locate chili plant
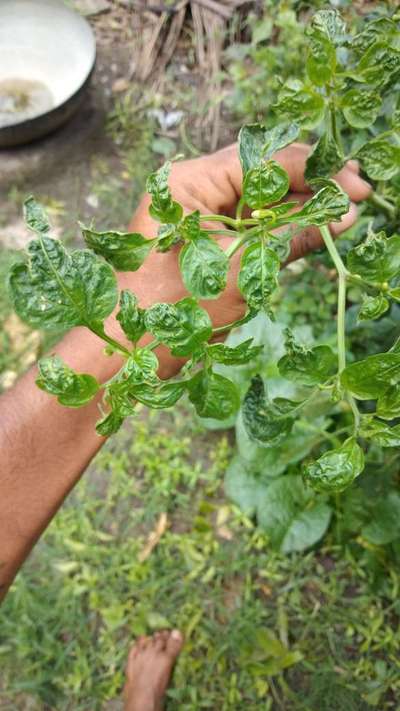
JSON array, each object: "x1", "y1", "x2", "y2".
[{"x1": 7, "y1": 10, "x2": 400, "y2": 515}]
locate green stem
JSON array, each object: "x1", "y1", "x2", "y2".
[
  {"x1": 90, "y1": 325, "x2": 131, "y2": 357},
  {"x1": 203, "y1": 229, "x2": 240, "y2": 237},
  {"x1": 368, "y1": 192, "x2": 396, "y2": 219},
  {"x1": 236, "y1": 197, "x2": 246, "y2": 223},
  {"x1": 200, "y1": 214, "x2": 238, "y2": 228},
  {"x1": 224, "y1": 227, "x2": 260, "y2": 259},
  {"x1": 319, "y1": 225, "x2": 347, "y2": 277}
]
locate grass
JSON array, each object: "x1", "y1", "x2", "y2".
[{"x1": 1, "y1": 406, "x2": 399, "y2": 710}]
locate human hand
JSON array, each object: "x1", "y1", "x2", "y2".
[{"x1": 107, "y1": 143, "x2": 371, "y2": 376}]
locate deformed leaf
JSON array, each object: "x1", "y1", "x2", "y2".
[
  {"x1": 276, "y1": 82, "x2": 325, "y2": 129},
  {"x1": 242, "y1": 375, "x2": 294, "y2": 446},
  {"x1": 24, "y1": 197, "x2": 51, "y2": 234},
  {"x1": 207, "y1": 338, "x2": 263, "y2": 365},
  {"x1": 310, "y1": 9, "x2": 346, "y2": 45},
  {"x1": 122, "y1": 348, "x2": 160, "y2": 386},
  {"x1": 256, "y1": 475, "x2": 332, "y2": 553},
  {"x1": 347, "y1": 232, "x2": 400, "y2": 282},
  {"x1": 116, "y1": 289, "x2": 146, "y2": 344},
  {"x1": 36, "y1": 355, "x2": 99, "y2": 407},
  {"x1": 278, "y1": 332, "x2": 336, "y2": 386},
  {"x1": 238, "y1": 241, "x2": 280, "y2": 311},
  {"x1": 304, "y1": 438, "x2": 364, "y2": 493},
  {"x1": 341, "y1": 89, "x2": 381, "y2": 129},
  {"x1": 353, "y1": 18, "x2": 398, "y2": 55},
  {"x1": 8, "y1": 237, "x2": 118, "y2": 330},
  {"x1": 243, "y1": 161, "x2": 289, "y2": 209},
  {"x1": 360, "y1": 417, "x2": 400, "y2": 447},
  {"x1": 144, "y1": 297, "x2": 212, "y2": 357},
  {"x1": 129, "y1": 380, "x2": 186, "y2": 409},
  {"x1": 285, "y1": 180, "x2": 349, "y2": 227},
  {"x1": 305, "y1": 132, "x2": 344, "y2": 182},
  {"x1": 146, "y1": 162, "x2": 183, "y2": 224},
  {"x1": 179, "y1": 232, "x2": 228, "y2": 299},
  {"x1": 238, "y1": 123, "x2": 299, "y2": 174},
  {"x1": 81, "y1": 226, "x2": 155, "y2": 271},
  {"x1": 377, "y1": 384, "x2": 400, "y2": 420},
  {"x1": 356, "y1": 137, "x2": 400, "y2": 181},
  {"x1": 341, "y1": 353, "x2": 400, "y2": 400},
  {"x1": 187, "y1": 369, "x2": 240, "y2": 420},
  {"x1": 358, "y1": 294, "x2": 389, "y2": 322},
  {"x1": 353, "y1": 41, "x2": 400, "y2": 85},
  {"x1": 306, "y1": 29, "x2": 336, "y2": 87}
]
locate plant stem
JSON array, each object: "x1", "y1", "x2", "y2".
[
  {"x1": 90, "y1": 326, "x2": 131, "y2": 357},
  {"x1": 203, "y1": 229, "x2": 240, "y2": 237},
  {"x1": 224, "y1": 228, "x2": 260, "y2": 259},
  {"x1": 200, "y1": 214, "x2": 238, "y2": 228},
  {"x1": 368, "y1": 192, "x2": 396, "y2": 219},
  {"x1": 319, "y1": 225, "x2": 360, "y2": 433}
]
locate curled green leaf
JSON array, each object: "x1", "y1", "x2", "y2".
[
  {"x1": 116, "y1": 290, "x2": 146, "y2": 345},
  {"x1": 243, "y1": 160, "x2": 289, "y2": 209},
  {"x1": 242, "y1": 375, "x2": 294, "y2": 446},
  {"x1": 278, "y1": 332, "x2": 336, "y2": 386},
  {"x1": 347, "y1": 232, "x2": 400, "y2": 282},
  {"x1": 81, "y1": 226, "x2": 155, "y2": 271},
  {"x1": 187, "y1": 369, "x2": 240, "y2": 420},
  {"x1": 276, "y1": 82, "x2": 325, "y2": 129},
  {"x1": 341, "y1": 89, "x2": 382, "y2": 129},
  {"x1": 146, "y1": 162, "x2": 183, "y2": 224},
  {"x1": 24, "y1": 197, "x2": 51, "y2": 234},
  {"x1": 238, "y1": 240, "x2": 280, "y2": 311},
  {"x1": 179, "y1": 232, "x2": 228, "y2": 299},
  {"x1": 358, "y1": 294, "x2": 389, "y2": 322},
  {"x1": 304, "y1": 438, "x2": 364, "y2": 493},
  {"x1": 356, "y1": 136, "x2": 400, "y2": 181},
  {"x1": 305, "y1": 133, "x2": 344, "y2": 182},
  {"x1": 207, "y1": 339, "x2": 263, "y2": 365},
  {"x1": 36, "y1": 355, "x2": 99, "y2": 407},
  {"x1": 144, "y1": 297, "x2": 212, "y2": 357},
  {"x1": 341, "y1": 353, "x2": 400, "y2": 400}
]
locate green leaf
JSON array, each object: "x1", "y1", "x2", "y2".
[
  {"x1": 310, "y1": 9, "x2": 346, "y2": 45},
  {"x1": 36, "y1": 355, "x2": 99, "y2": 407},
  {"x1": 353, "y1": 41, "x2": 400, "y2": 85},
  {"x1": 8, "y1": 237, "x2": 118, "y2": 330},
  {"x1": 341, "y1": 89, "x2": 382, "y2": 129},
  {"x1": 146, "y1": 162, "x2": 183, "y2": 224},
  {"x1": 243, "y1": 161, "x2": 289, "y2": 209},
  {"x1": 356, "y1": 137, "x2": 400, "y2": 181},
  {"x1": 81, "y1": 226, "x2": 155, "y2": 271},
  {"x1": 224, "y1": 456, "x2": 272, "y2": 516},
  {"x1": 187, "y1": 369, "x2": 240, "y2": 420},
  {"x1": 207, "y1": 338, "x2": 263, "y2": 365},
  {"x1": 304, "y1": 438, "x2": 364, "y2": 493},
  {"x1": 362, "y1": 493, "x2": 400, "y2": 545},
  {"x1": 156, "y1": 223, "x2": 182, "y2": 253},
  {"x1": 242, "y1": 375, "x2": 294, "y2": 446},
  {"x1": 179, "y1": 232, "x2": 228, "y2": 299},
  {"x1": 306, "y1": 29, "x2": 336, "y2": 87},
  {"x1": 276, "y1": 82, "x2": 325, "y2": 130},
  {"x1": 257, "y1": 475, "x2": 332, "y2": 553},
  {"x1": 129, "y1": 381, "x2": 186, "y2": 409},
  {"x1": 305, "y1": 133, "x2": 344, "y2": 182},
  {"x1": 360, "y1": 417, "x2": 400, "y2": 447},
  {"x1": 238, "y1": 241, "x2": 280, "y2": 310},
  {"x1": 122, "y1": 348, "x2": 160, "y2": 386},
  {"x1": 144, "y1": 297, "x2": 212, "y2": 357},
  {"x1": 278, "y1": 331, "x2": 336, "y2": 386},
  {"x1": 358, "y1": 294, "x2": 389, "y2": 322},
  {"x1": 353, "y1": 18, "x2": 398, "y2": 55},
  {"x1": 285, "y1": 180, "x2": 349, "y2": 227},
  {"x1": 116, "y1": 290, "x2": 146, "y2": 344},
  {"x1": 341, "y1": 353, "x2": 400, "y2": 400},
  {"x1": 377, "y1": 384, "x2": 400, "y2": 420},
  {"x1": 96, "y1": 409, "x2": 125, "y2": 437},
  {"x1": 238, "y1": 123, "x2": 299, "y2": 174},
  {"x1": 347, "y1": 232, "x2": 400, "y2": 282},
  {"x1": 24, "y1": 197, "x2": 51, "y2": 234}
]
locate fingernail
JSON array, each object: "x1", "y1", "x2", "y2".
[
  {"x1": 347, "y1": 159, "x2": 359, "y2": 173},
  {"x1": 171, "y1": 629, "x2": 182, "y2": 640}
]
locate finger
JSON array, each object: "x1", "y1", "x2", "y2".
[{"x1": 288, "y1": 202, "x2": 358, "y2": 262}]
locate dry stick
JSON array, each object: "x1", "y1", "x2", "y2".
[
  {"x1": 191, "y1": 0, "x2": 206, "y2": 67},
  {"x1": 191, "y1": 0, "x2": 233, "y2": 20},
  {"x1": 156, "y1": 1, "x2": 188, "y2": 76}
]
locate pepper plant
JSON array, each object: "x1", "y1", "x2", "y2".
[{"x1": 7, "y1": 10, "x2": 400, "y2": 511}]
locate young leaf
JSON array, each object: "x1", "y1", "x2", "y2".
[
  {"x1": 376, "y1": 384, "x2": 400, "y2": 420},
  {"x1": 310, "y1": 9, "x2": 346, "y2": 45},
  {"x1": 285, "y1": 180, "x2": 349, "y2": 227},
  {"x1": 238, "y1": 241, "x2": 280, "y2": 310},
  {"x1": 305, "y1": 133, "x2": 344, "y2": 182},
  {"x1": 353, "y1": 42, "x2": 400, "y2": 86},
  {"x1": 278, "y1": 332, "x2": 336, "y2": 386},
  {"x1": 306, "y1": 29, "x2": 336, "y2": 87},
  {"x1": 146, "y1": 162, "x2": 183, "y2": 224},
  {"x1": 24, "y1": 197, "x2": 51, "y2": 234},
  {"x1": 96, "y1": 409, "x2": 125, "y2": 437},
  {"x1": 8, "y1": 237, "x2": 118, "y2": 330},
  {"x1": 304, "y1": 438, "x2": 364, "y2": 493},
  {"x1": 238, "y1": 123, "x2": 299, "y2": 174},
  {"x1": 116, "y1": 290, "x2": 146, "y2": 344},
  {"x1": 36, "y1": 355, "x2": 99, "y2": 407},
  {"x1": 276, "y1": 82, "x2": 325, "y2": 129},
  {"x1": 242, "y1": 375, "x2": 294, "y2": 446},
  {"x1": 128, "y1": 381, "x2": 186, "y2": 409},
  {"x1": 207, "y1": 338, "x2": 263, "y2": 365},
  {"x1": 353, "y1": 18, "x2": 398, "y2": 54},
  {"x1": 81, "y1": 226, "x2": 155, "y2": 271},
  {"x1": 144, "y1": 297, "x2": 212, "y2": 357},
  {"x1": 179, "y1": 232, "x2": 228, "y2": 299},
  {"x1": 356, "y1": 136, "x2": 400, "y2": 181},
  {"x1": 187, "y1": 369, "x2": 240, "y2": 420},
  {"x1": 243, "y1": 161, "x2": 289, "y2": 209},
  {"x1": 347, "y1": 232, "x2": 400, "y2": 282},
  {"x1": 341, "y1": 89, "x2": 382, "y2": 129},
  {"x1": 341, "y1": 353, "x2": 400, "y2": 400},
  {"x1": 359, "y1": 417, "x2": 400, "y2": 447},
  {"x1": 256, "y1": 475, "x2": 332, "y2": 553},
  {"x1": 358, "y1": 294, "x2": 389, "y2": 322},
  {"x1": 156, "y1": 223, "x2": 182, "y2": 253},
  {"x1": 123, "y1": 348, "x2": 160, "y2": 386}
]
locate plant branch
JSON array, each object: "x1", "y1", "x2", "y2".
[{"x1": 368, "y1": 192, "x2": 396, "y2": 219}]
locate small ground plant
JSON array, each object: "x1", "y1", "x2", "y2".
[{"x1": 8, "y1": 9, "x2": 400, "y2": 550}]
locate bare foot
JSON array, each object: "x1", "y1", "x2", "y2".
[{"x1": 123, "y1": 630, "x2": 184, "y2": 711}]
